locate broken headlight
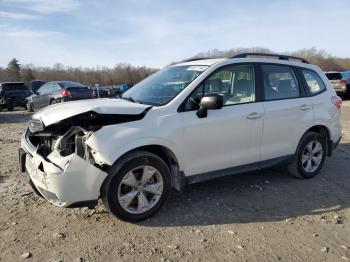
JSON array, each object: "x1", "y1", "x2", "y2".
[{"x1": 28, "y1": 119, "x2": 44, "y2": 133}]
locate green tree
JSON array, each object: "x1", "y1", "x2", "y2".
[{"x1": 6, "y1": 58, "x2": 21, "y2": 81}]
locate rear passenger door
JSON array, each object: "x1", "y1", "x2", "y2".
[{"x1": 260, "y1": 64, "x2": 314, "y2": 162}]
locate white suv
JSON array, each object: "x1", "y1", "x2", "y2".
[{"x1": 19, "y1": 53, "x2": 342, "y2": 222}]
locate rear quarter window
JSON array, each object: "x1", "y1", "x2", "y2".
[{"x1": 302, "y1": 70, "x2": 326, "y2": 95}]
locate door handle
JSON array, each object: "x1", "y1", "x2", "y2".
[
  {"x1": 300, "y1": 104, "x2": 311, "y2": 111},
  {"x1": 247, "y1": 112, "x2": 261, "y2": 120}
]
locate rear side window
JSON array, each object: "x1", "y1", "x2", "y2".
[
  {"x1": 262, "y1": 65, "x2": 300, "y2": 101},
  {"x1": 302, "y1": 70, "x2": 326, "y2": 95},
  {"x1": 60, "y1": 82, "x2": 85, "y2": 89},
  {"x1": 325, "y1": 73, "x2": 342, "y2": 80},
  {"x1": 37, "y1": 83, "x2": 53, "y2": 95}
]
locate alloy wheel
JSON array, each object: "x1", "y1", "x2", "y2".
[
  {"x1": 117, "y1": 165, "x2": 164, "y2": 214},
  {"x1": 301, "y1": 140, "x2": 323, "y2": 173}
]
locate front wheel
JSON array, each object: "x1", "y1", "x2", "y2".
[
  {"x1": 102, "y1": 151, "x2": 171, "y2": 222},
  {"x1": 288, "y1": 131, "x2": 326, "y2": 179}
]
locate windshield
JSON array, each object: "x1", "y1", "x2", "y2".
[{"x1": 122, "y1": 65, "x2": 208, "y2": 105}]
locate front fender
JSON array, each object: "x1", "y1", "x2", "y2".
[{"x1": 85, "y1": 134, "x2": 185, "y2": 172}]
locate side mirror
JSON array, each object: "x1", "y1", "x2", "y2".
[{"x1": 196, "y1": 94, "x2": 223, "y2": 118}]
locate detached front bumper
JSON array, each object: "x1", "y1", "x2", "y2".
[{"x1": 19, "y1": 128, "x2": 108, "y2": 207}]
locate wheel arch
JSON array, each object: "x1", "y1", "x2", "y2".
[
  {"x1": 303, "y1": 125, "x2": 332, "y2": 156},
  {"x1": 130, "y1": 145, "x2": 185, "y2": 191},
  {"x1": 102, "y1": 144, "x2": 186, "y2": 195}
]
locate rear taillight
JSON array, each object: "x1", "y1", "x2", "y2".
[
  {"x1": 61, "y1": 89, "x2": 71, "y2": 97},
  {"x1": 332, "y1": 96, "x2": 342, "y2": 109},
  {"x1": 340, "y1": 79, "x2": 348, "y2": 85}
]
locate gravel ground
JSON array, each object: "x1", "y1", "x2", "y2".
[{"x1": 0, "y1": 102, "x2": 350, "y2": 262}]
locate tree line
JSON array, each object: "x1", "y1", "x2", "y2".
[
  {"x1": 0, "y1": 59, "x2": 158, "y2": 87},
  {"x1": 1, "y1": 47, "x2": 349, "y2": 87}
]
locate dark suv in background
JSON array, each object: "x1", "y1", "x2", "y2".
[
  {"x1": 0, "y1": 82, "x2": 31, "y2": 111},
  {"x1": 26, "y1": 81, "x2": 93, "y2": 112}
]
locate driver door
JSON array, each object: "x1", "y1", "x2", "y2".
[{"x1": 180, "y1": 64, "x2": 264, "y2": 177}]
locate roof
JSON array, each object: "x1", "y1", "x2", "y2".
[{"x1": 173, "y1": 53, "x2": 312, "y2": 67}]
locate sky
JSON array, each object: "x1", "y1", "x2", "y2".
[{"x1": 0, "y1": 0, "x2": 349, "y2": 68}]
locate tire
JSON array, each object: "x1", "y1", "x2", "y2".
[
  {"x1": 7, "y1": 107, "x2": 14, "y2": 111},
  {"x1": 27, "y1": 102, "x2": 34, "y2": 112},
  {"x1": 0, "y1": 106, "x2": 3, "y2": 112},
  {"x1": 50, "y1": 100, "x2": 57, "y2": 105},
  {"x1": 287, "y1": 131, "x2": 326, "y2": 179},
  {"x1": 102, "y1": 150, "x2": 171, "y2": 222}
]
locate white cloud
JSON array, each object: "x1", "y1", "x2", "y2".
[
  {"x1": 0, "y1": 11, "x2": 39, "y2": 20},
  {"x1": 3, "y1": 0, "x2": 80, "y2": 14},
  {"x1": 1, "y1": 25, "x2": 64, "y2": 39}
]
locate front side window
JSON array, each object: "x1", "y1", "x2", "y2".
[
  {"x1": 302, "y1": 70, "x2": 326, "y2": 95},
  {"x1": 122, "y1": 65, "x2": 208, "y2": 106},
  {"x1": 262, "y1": 65, "x2": 300, "y2": 101},
  {"x1": 184, "y1": 65, "x2": 255, "y2": 111}
]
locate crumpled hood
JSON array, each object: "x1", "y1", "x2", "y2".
[{"x1": 33, "y1": 98, "x2": 151, "y2": 126}]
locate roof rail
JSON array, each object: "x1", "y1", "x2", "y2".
[
  {"x1": 230, "y1": 53, "x2": 310, "y2": 64},
  {"x1": 183, "y1": 57, "x2": 212, "y2": 63}
]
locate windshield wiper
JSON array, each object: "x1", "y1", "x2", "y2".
[{"x1": 122, "y1": 96, "x2": 143, "y2": 104}]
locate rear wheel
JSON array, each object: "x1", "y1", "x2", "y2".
[
  {"x1": 7, "y1": 107, "x2": 14, "y2": 111},
  {"x1": 50, "y1": 100, "x2": 57, "y2": 105},
  {"x1": 288, "y1": 131, "x2": 326, "y2": 179},
  {"x1": 102, "y1": 151, "x2": 171, "y2": 222}
]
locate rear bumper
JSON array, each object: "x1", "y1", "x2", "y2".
[{"x1": 19, "y1": 128, "x2": 107, "y2": 207}]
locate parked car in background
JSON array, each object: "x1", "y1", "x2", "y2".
[
  {"x1": 91, "y1": 84, "x2": 130, "y2": 98},
  {"x1": 325, "y1": 71, "x2": 347, "y2": 97},
  {"x1": 0, "y1": 82, "x2": 31, "y2": 111},
  {"x1": 26, "y1": 81, "x2": 93, "y2": 112},
  {"x1": 110, "y1": 83, "x2": 130, "y2": 97},
  {"x1": 341, "y1": 71, "x2": 350, "y2": 98},
  {"x1": 29, "y1": 80, "x2": 46, "y2": 93},
  {"x1": 91, "y1": 86, "x2": 109, "y2": 98}
]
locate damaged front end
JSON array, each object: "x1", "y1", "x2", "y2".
[
  {"x1": 19, "y1": 100, "x2": 152, "y2": 207},
  {"x1": 21, "y1": 120, "x2": 109, "y2": 207},
  {"x1": 20, "y1": 110, "x2": 151, "y2": 207}
]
